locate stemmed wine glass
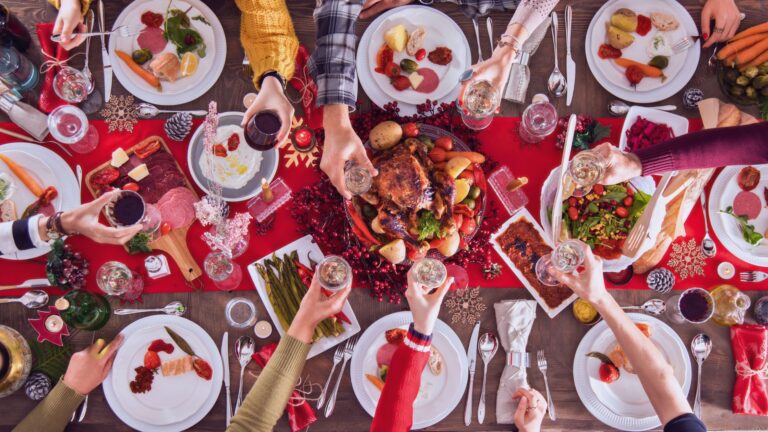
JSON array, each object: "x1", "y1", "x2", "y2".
[
  {"x1": 459, "y1": 80, "x2": 500, "y2": 131},
  {"x1": 535, "y1": 239, "x2": 587, "y2": 286},
  {"x1": 104, "y1": 190, "x2": 159, "y2": 234},
  {"x1": 47, "y1": 105, "x2": 99, "y2": 154},
  {"x1": 317, "y1": 255, "x2": 353, "y2": 292},
  {"x1": 52, "y1": 66, "x2": 90, "y2": 103},
  {"x1": 565, "y1": 150, "x2": 607, "y2": 198}
]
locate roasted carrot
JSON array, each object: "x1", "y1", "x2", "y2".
[
  {"x1": 717, "y1": 34, "x2": 766, "y2": 59},
  {"x1": 740, "y1": 49, "x2": 768, "y2": 71},
  {"x1": 115, "y1": 50, "x2": 161, "y2": 90},
  {"x1": 735, "y1": 38, "x2": 768, "y2": 66},
  {"x1": 614, "y1": 58, "x2": 664, "y2": 78},
  {"x1": 0, "y1": 154, "x2": 43, "y2": 196},
  {"x1": 729, "y1": 22, "x2": 768, "y2": 42},
  {"x1": 444, "y1": 151, "x2": 486, "y2": 164},
  {"x1": 365, "y1": 374, "x2": 385, "y2": 391}
]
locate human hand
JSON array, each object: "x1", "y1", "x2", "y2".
[
  {"x1": 53, "y1": 0, "x2": 86, "y2": 50},
  {"x1": 59, "y1": 190, "x2": 143, "y2": 245},
  {"x1": 288, "y1": 273, "x2": 352, "y2": 343},
  {"x1": 513, "y1": 387, "x2": 547, "y2": 432},
  {"x1": 320, "y1": 105, "x2": 377, "y2": 199},
  {"x1": 405, "y1": 272, "x2": 453, "y2": 335},
  {"x1": 458, "y1": 48, "x2": 516, "y2": 111},
  {"x1": 701, "y1": 0, "x2": 741, "y2": 48},
  {"x1": 63, "y1": 335, "x2": 124, "y2": 395},
  {"x1": 241, "y1": 75, "x2": 294, "y2": 147},
  {"x1": 592, "y1": 142, "x2": 643, "y2": 185},
  {"x1": 552, "y1": 245, "x2": 610, "y2": 305},
  {"x1": 360, "y1": 0, "x2": 413, "y2": 20}
]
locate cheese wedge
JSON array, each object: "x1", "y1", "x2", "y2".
[
  {"x1": 408, "y1": 72, "x2": 424, "y2": 90},
  {"x1": 128, "y1": 164, "x2": 149, "y2": 181},
  {"x1": 111, "y1": 148, "x2": 129, "y2": 168}
]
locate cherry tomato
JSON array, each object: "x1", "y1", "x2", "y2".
[
  {"x1": 626, "y1": 187, "x2": 635, "y2": 196},
  {"x1": 593, "y1": 184, "x2": 605, "y2": 195},
  {"x1": 459, "y1": 217, "x2": 477, "y2": 235},
  {"x1": 623, "y1": 196, "x2": 634, "y2": 207},
  {"x1": 143, "y1": 351, "x2": 161, "y2": 370},
  {"x1": 384, "y1": 62, "x2": 401, "y2": 78},
  {"x1": 414, "y1": 48, "x2": 426, "y2": 61},
  {"x1": 568, "y1": 206, "x2": 579, "y2": 221},
  {"x1": 123, "y1": 182, "x2": 140, "y2": 192},
  {"x1": 615, "y1": 207, "x2": 629, "y2": 218},
  {"x1": 160, "y1": 222, "x2": 172, "y2": 235},
  {"x1": 402, "y1": 122, "x2": 419, "y2": 138},
  {"x1": 599, "y1": 362, "x2": 619, "y2": 384},
  {"x1": 568, "y1": 197, "x2": 578, "y2": 207},
  {"x1": 434, "y1": 136, "x2": 454, "y2": 151},
  {"x1": 391, "y1": 75, "x2": 410, "y2": 91},
  {"x1": 625, "y1": 65, "x2": 645, "y2": 86}
]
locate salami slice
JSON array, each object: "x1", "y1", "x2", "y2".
[
  {"x1": 157, "y1": 187, "x2": 197, "y2": 229},
  {"x1": 137, "y1": 27, "x2": 167, "y2": 55},
  {"x1": 415, "y1": 68, "x2": 439, "y2": 94},
  {"x1": 733, "y1": 190, "x2": 762, "y2": 220}
]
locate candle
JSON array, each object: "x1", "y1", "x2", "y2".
[
  {"x1": 242, "y1": 93, "x2": 257, "y2": 109},
  {"x1": 254, "y1": 320, "x2": 272, "y2": 339},
  {"x1": 261, "y1": 178, "x2": 274, "y2": 203},
  {"x1": 293, "y1": 126, "x2": 315, "y2": 152},
  {"x1": 45, "y1": 315, "x2": 64, "y2": 333}
]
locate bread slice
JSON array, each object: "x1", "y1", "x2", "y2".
[{"x1": 406, "y1": 27, "x2": 426, "y2": 56}]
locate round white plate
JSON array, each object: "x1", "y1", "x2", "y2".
[
  {"x1": 573, "y1": 313, "x2": 691, "y2": 431},
  {"x1": 350, "y1": 311, "x2": 467, "y2": 429},
  {"x1": 187, "y1": 112, "x2": 278, "y2": 202},
  {"x1": 357, "y1": 5, "x2": 471, "y2": 116},
  {"x1": 103, "y1": 315, "x2": 223, "y2": 432},
  {"x1": 539, "y1": 166, "x2": 657, "y2": 272},
  {"x1": 366, "y1": 7, "x2": 468, "y2": 105},
  {"x1": 585, "y1": 0, "x2": 700, "y2": 103},
  {"x1": 109, "y1": 0, "x2": 226, "y2": 106},
  {"x1": 709, "y1": 164, "x2": 768, "y2": 267},
  {"x1": 0, "y1": 143, "x2": 78, "y2": 261}
]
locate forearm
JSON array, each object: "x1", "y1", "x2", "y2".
[
  {"x1": 227, "y1": 335, "x2": 310, "y2": 432},
  {"x1": 592, "y1": 295, "x2": 691, "y2": 424},
  {"x1": 308, "y1": 0, "x2": 362, "y2": 108},
  {"x1": 636, "y1": 122, "x2": 768, "y2": 176},
  {"x1": 323, "y1": 104, "x2": 353, "y2": 131},
  {"x1": 13, "y1": 381, "x2": 84, "y2": 432},
  {"x1": 235, "y1": 0, "x2": 299, "y2": 90}
]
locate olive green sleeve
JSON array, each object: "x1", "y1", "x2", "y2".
[{"x1": 13, "y1": 380, "x2": 85, "y2": 432}]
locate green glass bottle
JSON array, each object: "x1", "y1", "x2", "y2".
[{"x1": 58, "y1": 290, "x2": 111, "y2": 331}]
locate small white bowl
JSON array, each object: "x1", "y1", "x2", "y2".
[{"x1": 618, "y1": 106, "x2": 689, "y2": 152}]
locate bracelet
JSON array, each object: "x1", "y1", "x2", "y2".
[
  {"x1": 53, "y1": 211, "x2": 70, "y2": 236},
  {"x1": 257, "y1": 70, "x2": 286, "y2": 90},
  {"x1": 497, "y1": 33, "x2": 523, "y2": 51}
]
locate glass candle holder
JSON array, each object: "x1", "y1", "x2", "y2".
[{"x1": 225, "y1": 297, "x2": 258, "y2": 329}]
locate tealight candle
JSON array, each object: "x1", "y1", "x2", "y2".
[
  {"x1": 254, "y1": 320, "x2": 272, "y2": 339},
  {"x1": 242, "y1": 93, "x2": 257, "y2": 109},
  {"x1": 717, "y1": 261, "x2": 735, "y2": 280},
  {"x1": 45, "y1": 315, "x2": 64, "y2": 333},
  {"x1": 261, "y1": 178, "x2": 274, "y2": 203},
  {"x1": 292, "y1": 126, "x2": 316, "y2": 153}
]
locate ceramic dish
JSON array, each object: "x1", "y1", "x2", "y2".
[{"x1": 618, "y1": 106, "x2": 690, "y2": 151}]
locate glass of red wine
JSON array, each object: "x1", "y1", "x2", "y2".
[
  {"x1": 666, "y1": 288, "x2": 714, "y2": 325},
  {"x1": 105, "y1": 190, "x2": 148, "y2": 229},
  {"x1": 244, "y1": 110, "x2": 281, "y2": 151}
]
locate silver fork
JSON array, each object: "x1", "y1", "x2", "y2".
[
  {"x1": 672, "y1": 36, "x2": 700, "y2": 55},
  {"x1": 707, "y1": 44, "x2": 721, "y2": 69},
  {"x1": 317, "y1": 343, "x2": 345, "y2": 409},
  {"x1": 537, "y1": 350, "x2": 556, "y2": 421},
  {"x1": 740, "y1": 271, "x2": 768, "y2": 283},
  {"x1": 51, "y1": 24, "x2": 143, "y2": 42},
  {"x1": 324, "y1": 336, "x2": 358, "y2": 418}
]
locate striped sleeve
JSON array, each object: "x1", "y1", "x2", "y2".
[{"x1": 0, "y1": 215, "x2": 47, "y2": 256}]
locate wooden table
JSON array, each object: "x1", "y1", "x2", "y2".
[{"x1": 0, "y1": 1, "x2": 767, "y2": 431}]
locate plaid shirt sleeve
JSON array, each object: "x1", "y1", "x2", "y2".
[
  {"x1": 441, "y1": 0, "x2": 521, "y2": 18},
  {"x1": 308, "y1": 0, "x2": 363, "y2": 109}
]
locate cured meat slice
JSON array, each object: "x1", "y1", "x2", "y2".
[
  {"x1": 160, "y1": 356, "x2": 193, "y2": 377},
  {"x1": 733, "y1": 191, "x2": 762, "y2": 220},
  {"x1": 137, "y1": 27, "x2": 167, "y2": 55},
  {"x1": 415, "y1": 68, "x2": 439, "y2": 94},
  {"x1": 738, "y1": 166, "x2": 761, "y2": 191},
  {"x1": 157, "y1": 187, "x2": 197, "y2": 229}
]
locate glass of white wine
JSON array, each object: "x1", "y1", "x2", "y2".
[
  {"x1": 535, "y1": 239, "x2": 586, "y2": 286},
  {"x1": 317, "y1": 255, "x2": 353, "y2": 292},
  {"x1": 409, "y1": 258, "x2": 448, "y2": 290},
  {"x1": 566, "y1": 150, "x2": 606, "y2": 198}
]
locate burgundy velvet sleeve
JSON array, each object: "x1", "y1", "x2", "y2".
[
  {"x1": 370, "y1": 343, "x2": 429, "y2": 432},
  {"x1": 635, "y1": 122, "x2": 768, "y2": 176}
]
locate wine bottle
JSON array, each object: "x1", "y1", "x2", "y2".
[{"x1": 0, "y1": 4, "x2": 31, "y2": 52}]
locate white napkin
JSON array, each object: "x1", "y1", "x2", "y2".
[{"x1": 495, "y1": 299, "x2": 537, "y2": 424}]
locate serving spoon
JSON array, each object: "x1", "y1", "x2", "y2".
[
  {"x1": 234, "y1": 336, "x2": 255, "y2": 413},
  {"x1": 607, "y1": 100, "x2": 677, "y2": 116},
  {"x1": 114, "y1": 301, "x2": 186, "y2": 316},
  {"x1": 622, "y1": 299, "x2": 666, "y2": 315},
  {"x1": 547, "y1": 12, "x2": 567, "y2": 98},
  {"x1": 136, "y1": 103, "x2": 207, "y2": 119},
  {"x1": 0, "y1": 290, "x2": 49, "y2": 309}
]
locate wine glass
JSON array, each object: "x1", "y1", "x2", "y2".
[
  {"x1": 317, "y1": 255, "x2": 353, "y2": 292},
  {"x1": 96, "y1": 261, "x2": 139, "y2": 297},
  {"x1": 535, "y1": 239, "x2": 586, "y2": 286},
  {"x1": 459, "y1": 80, "x2": 499, "y2": 131},
  {"x1": 104, "y1": 190, "x2": 149, "y2": 228},
  {"x1": 566, "y1": 150, "x2": 606, "y2": 198},
  {"x1": 344, "y1": 162, "x2": 373, "y2": 196},
  {"x1": 409, "y1": 258, "x2": 448, "y2": 290},
  {"x1": 666, "y1": 288, "x2": 714, "y2": 325},
  {"x1": 47, "y1": 105, "x2": 99, "y2": 154},
  {"x1": 204, "y1": 251, "x2": 243, "y2": 291},
  {"x1": 244, "y1": 110, "x2": 281, "y2": 151},
  {"x1": 52, "y1": 66, "x2": 89, "y2": 103}
]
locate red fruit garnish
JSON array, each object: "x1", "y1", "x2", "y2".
[
  {"x1": 625, "y1": 65, "x2": 645, "y2": 86},
  {"x1": 636, "y1": 15, "x2": 652, "y2": 36},
  {"x1": 599, "y1": 362, "x2": 620, "y2": 383},
  {"x1": 193, "y1": 358, "x2": 213, "y2": 380},
  {"x1": 227, "y1": 133, "x2": 240, "y2": 151},
  {"x1": 148, "y1": 339, "x2": 174, "y2": 354},
  {"x1": 144, "y1": 350, "x2": 161, "y2": 370},
  {"x1": 568, "y1": 206, "x2": 579, "y2": 221},
  {"x1": 213, "y1": 144, "x2": 227, "y2": 157},
  {"x1": 615, "y1": 207, "x2": 629, "y2": 218},
  {"x1": 385, "y1": 328, "x2": 407, "y2": 344},
  {"x1": 391, "y1": 75, "x2": 410, "y2": 91},
  {"x1": 414, "y1": 48, "x2": 426, "y2": 61},
  {"x1": 402, "y1": 122, "x2": 419, "y2": 138},
  {"x1": 593, "y1": 184, "x2": 605, "y2": 195},
  {"x1": 597, "y1": 43, "x2": 622, "y2": 59},
  {"x1": 160, "y1": 222, "x2": 172, "y2": 235},
  {"x1": 123, "y1": 182, "x2": 140, "y2": 192}
]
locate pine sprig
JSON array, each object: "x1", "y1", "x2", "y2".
[{"x1": 28, "y1": 339, "x2": 73, "y2": 381}]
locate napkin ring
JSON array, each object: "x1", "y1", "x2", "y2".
[{"x1": 507, "y1": 351, "x2": 529, "y2": 368}]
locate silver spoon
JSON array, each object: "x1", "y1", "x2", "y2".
[
  {"x1": 691, "y1": 333, "x2": 712, "y2": 419},
  {"x1": 113, "y1": 301, "x2": 186, "y2": 316},
  {"x1": 547, "y1": 12, "x2": 566, "y2": 98},
  {"x1": 82, "y1": 10, "x2": 95, "y2": 94},
  {"x1": 607, "y1": 100, "x2": 678, "y2": 116},
  {"x1": 477, "y1": 332, "x2": 498, "y2": 424},
  {"x1": 622, "y1": 298, "x2": 666, "y2": 315},
  {"x1": 700, "y1": 192, "x2": 716, "y2": 257},
  {"x1": 0, "y1": 290, "x2": 49, "y2": 309},
  {"x1": 234, "y1": 336, "x2": 255, "y2": 413},
  {"x1": 136, "y1": 103, "x2": 208, "y2": 119}
]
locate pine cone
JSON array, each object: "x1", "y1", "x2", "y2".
[
  {"x1": 682, "y1": 88, "x2": 704, "y2": 111},
  {"x1": 646, "y1": 268, "x2": 675, "y2": 294},
  {"x1": 24, "y1": 372, "x2": 53, "y2": 401},
  {"x1": 164, "y1": 112, "x2": 193, "y2": 141}
]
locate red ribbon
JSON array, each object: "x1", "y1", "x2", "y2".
[
  {"x1": 35, "y1": 22, "x2": 71, "y2": 113},
  {"x1": 290, "y1": 45, "x2": 323, "y2": 130},
  {"x1": 730, "y1": 324, "x2": 768, "y2": 416},
  {"x1": 252, "y1": 342, "x2": 317, "y2": 432}
]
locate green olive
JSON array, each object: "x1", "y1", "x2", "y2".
[
  {"x1": 132, "y1": 48, "x2": 153, "y2": 65},
  {"x1": 468, "y1": 186, "x2": 481, "y2": 200},
  {"x1": 648, "y1": 55, "x2": 669, "y2": 70},
  {"x1": 462, "y1": 198, "x2": 476, "y2": 210},
  {"x1": 399, "y1": 59, "x2": 419, "y2": 74}
]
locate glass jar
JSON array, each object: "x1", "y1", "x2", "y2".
[
  {"x1": 710, "y1": 284, "x2": 751, "y2": 326},
  {"x1": 58, "y1": 290, "x2": 111, "y2": 331}
]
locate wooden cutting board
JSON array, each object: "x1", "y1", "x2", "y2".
[{"x1": 84, "y1": 136, "x2": 202, "y2": 282}]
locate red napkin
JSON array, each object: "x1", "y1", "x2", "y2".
[
  {"x1": 35, "y1": 22, "x2": 70, "y2": 113},
  {"x1": 730, "y1": 324, "x2": 768, "y2": 416},
  {"x1": 290, "y1": 45, "x2": 323, "y2": 130},
  {"x1": 251, "y1": 343, "x2": 317, "y2": 432}
]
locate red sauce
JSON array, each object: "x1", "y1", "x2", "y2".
[
  {"x1": 141, "y1": 11, "x2": 164, "y2": 28},
  {"x1": 415, "y1": 68, "x2": 439, "y2": 94}
]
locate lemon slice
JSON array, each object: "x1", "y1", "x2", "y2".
[{"x1": 180, "y1": 52, "x2": 199, "y2": 77}]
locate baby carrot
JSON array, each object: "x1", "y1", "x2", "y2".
[
  {"x1": 0, "y1": 153, "x2": 43, "y2": 196},
  {"x1": 115, "y1": 50, "x2": 161, "y2": 90},
  {"x1": 729, "y1": 22, "x2": 768, "y2": 42},
  {"x1": 365, "y1": 374, "x2": 385, "y2": 391},
  {"x1": 735, "y1": 38, "x2": 768, "y2": 66},
  {"x1": 717, "y1": 34, "x2": 765, "y2": 60},
  {"x1": 614, "y1": 58, "x2": 664, "y2": 78}
]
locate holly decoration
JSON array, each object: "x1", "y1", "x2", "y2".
[
  {"x1": 46, "y1": 239, "x2": 89, "y2": 290},
  {"x1": 555, "y1": 115, "x2": 611, "y2": 150},
  {"x1": 24, "y1": 372, "x2": 53, "y2": 401}
]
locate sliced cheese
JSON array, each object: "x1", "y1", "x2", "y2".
[
  {"x1": 408, "y1": 72, "x2": 424, "y2": 90},
  {"x1": 384, "y1": 24, "x2": 407, "y2": 52},
  {"x1": 111, "y1": 148, "x2": 129, "y2": 168},
  {"x1": 127, "y1": 163, "x2": 149, "y2": 181}
]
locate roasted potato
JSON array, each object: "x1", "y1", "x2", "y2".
[
  {"x1": 607, "y1": 25, "x2": 634, "y2": 49},
  {"x1": 379, "y1": 239, "x2": 406, "y2": 264},
  {"x1": 369, "y1": 121, "x2": 403, "y2": 150},
  {"x1": 610, "y1": 8, "x2": 638, "y2": 32},
  {"x1": 437, "y1": 231, "x2": 461, "y2": 257}
]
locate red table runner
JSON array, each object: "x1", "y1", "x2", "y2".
[{"x1": 1, "y1": 116, "x2": 765, "y2": 299}]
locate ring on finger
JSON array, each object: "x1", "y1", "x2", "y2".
[{"x1": 713, "y1": 27, "x2": 725, "y2": 33}]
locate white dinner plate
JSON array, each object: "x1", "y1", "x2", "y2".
[
  {"x1": 366, "y1": 7, "x2": 468, "y2": 105},
  {"x1": 539, "y1": 166, "x2": 657, "y2": 272},
  {"x1": 709, "y1": 164, "x2": 768, "y2": 267},
  {"x1": 109, "y1": 0, "x2": 226, "y2": 106},
  {"x1": 187, "y1": 112, "x2": 278, "y2": 202},
  {"x1": 357, "y1": 5, "x2": 471, "y2": 116},
  {"x1": 573, "y1": 313, "x2": 692, "y2": 431},
  {"x1": 103, "y1": 315, "x2": 223, "y2": 432},
  {"x1": 246, "y1": 234, "x2": 361, "y2": 359},
  {"x1": 618, "y1": 106, "x2": 689, "y2": 151},
  {"x1": 0, "y1": 143, "x2": 79, "y2": 260},
  {"x1": 349, "y1": 311, "x2": 468, "y2": 429},
  {"x1": 585, "y1": 0, "x2": 700, "y2": 103}
]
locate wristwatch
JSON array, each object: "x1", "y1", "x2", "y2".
[{"x1": 45, "y1": 212, "x2": 69, "y2": 241}]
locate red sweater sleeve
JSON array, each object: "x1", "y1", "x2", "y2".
[
  {"x1": 636, "y1": 121, "x2": 768, "y2": 175},
  {"x1": 370, "y1": 325, "x2": 431, "y2": 432}
]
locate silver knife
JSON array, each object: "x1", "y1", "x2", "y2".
[
  {"x1": 0, "y1": 278, "x2": 52, "y2": 291},
  {"x1": 220, "y1": 332, "x2": 232, "y2": 427},
  {"x1": 550, "y1": 114, "x2": 577, "y2": 245},
  {"x1": 565, "y1": 5, "x2": 575, "y2": 106},
  {"x1": 464, "y1": 321, "x2": 481, "y2": 426},
  {"x1": 98, "y1": 0, "x2": 112, "y2": 103}
]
